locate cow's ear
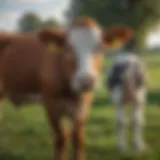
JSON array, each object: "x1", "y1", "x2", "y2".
[
  {"x1": 38, "y1": 27, "x2": 67, "y2": 48},
  {"x1": 102, "y1": 26, "x2": 133, "y2": 48}
]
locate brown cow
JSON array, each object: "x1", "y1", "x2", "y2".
[{"x1": 0, "y1": 17, "x2": 133, "y2": 160}]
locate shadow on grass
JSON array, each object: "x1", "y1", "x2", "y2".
[
  {"x1": 147, "y1": 90, "x2": 160, "y2": 105},
  {"x1": 86, "y1": 146, "x2": 115, "y2": 159},
  {"x1": 93, "y1": 90, "x2": 160, "y2": 107},
  {"x1": 0, "y1": 150, "x2": 25, "y2": 160},
  {"x1": 147, "y1": 61, "x2": 160, "y2": 68},
  {"x1": 87, "y1": 117, "x2": 115, "y2": 138},
  {"x1": 93, "y1": 95, "x2": 111, "y2": 107},
  {"x1": 86, "y1": 145, "x2": 152, "y2": 160}
]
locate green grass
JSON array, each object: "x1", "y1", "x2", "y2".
[{"x1": 0, "y1": 54, "x2": 160, "y2": 160}]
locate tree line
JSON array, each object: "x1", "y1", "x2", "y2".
[
  {"x1": 67, "y1": 0, "x2": 160, "y2": 51},
  {"x1": 16, "y1": 0, "x2": 160, "y2": 51},
  {"x1": 17, "y1": 12, "x2": 60, "y2": 33}
]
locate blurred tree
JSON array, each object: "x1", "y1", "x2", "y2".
[
  {"x1": 68, "y1": 0, "x2": 160, "y2": 51},
  {"x1": 65, "y1": 0, "x2": 83, "y2": 25},
  {"x1": 18, "y1": 12, "x2": 42, "y2": 32},
  {"x1": 42, "y1": 18, "x2": 60, "y2": 28}
]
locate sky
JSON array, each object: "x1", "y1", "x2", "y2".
[
  {"x1": 0, "y1": 0, "x2": 70, "y2": 31},
  {"x1": 0, "y1": 0, "x2": 160, "y2": 47},
  {"x1": 147, "y1": 31, "x2": 160, "y2": 48}
]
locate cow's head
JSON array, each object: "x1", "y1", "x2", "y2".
[
  {"x1": 38, "y1": 18, "x2": 133, "y2": 92},
  {"x1": 67, "y1": 17, "x2": 133, "y2": 92}
]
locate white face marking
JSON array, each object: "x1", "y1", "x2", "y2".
[{"x1": 68, "y1": 27, "x2": 102, "y2": 90}]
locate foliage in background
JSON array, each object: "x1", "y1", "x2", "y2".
[
  {"x1": 42, "y1": 18, "x2": 60, "y2": 28},
  {"x1": 68, "y1": 0, "x2": 160, "y2": 51},
  {"x1": 18, "y1": 12, "x2": 60, "y2": 33},
  {"x1": 18, "y1": 12, "x2": 42, "y2": 33}
]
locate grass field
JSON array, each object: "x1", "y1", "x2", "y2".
[{"x1": 0, "y1": 54, "x2": 160, "y2": 160}]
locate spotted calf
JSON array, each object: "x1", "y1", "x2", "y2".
[{"x1": 107, "y1": 53, "x2": 147, "y2": 152}]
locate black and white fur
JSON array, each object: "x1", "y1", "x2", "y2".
[{"x1": 107, "y1": 52, "x2": 147, "y2": 152}]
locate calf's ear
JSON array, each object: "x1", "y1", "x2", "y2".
[{"x1": 102, "y1": 25, "x2": 134, "y2": 49}]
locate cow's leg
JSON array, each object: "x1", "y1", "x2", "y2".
[
  {"x1": 72, "y1": 120, "x2": 85, "y2": 160},
  {"x1": 52, "y1": 118, "x2": 68, "y2": 160},
  {"x1": 132, "y1": 103, "x2": 145, "y2": 152},
  {"x1": 43, "y1": 97, "x2": 68, "y2": 160},
  {"x1": 71, "y1": 92, "x2": 92, "y2": 160},
  {"x1": 116, "y1": 105, "x2": 127, "y2": 153}
]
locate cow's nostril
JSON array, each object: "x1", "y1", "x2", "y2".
[{"x1": 78, "y1": 76, "x2": 94, "y2": 91}]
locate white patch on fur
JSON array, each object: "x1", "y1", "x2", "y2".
[
  {"x1": 115, "y1": 53, "x2": 139, "y2": 64},
  {"x1": 111, "y1": 86, "x2": 122, "y2": 105},
  {"x1": 68, "y1": 27, "x2": 102, "y2": 90},
  {"x1": 116, "y1": 105, "x2": 127, "y2": 152},
  {"x1": 136, "y1": 87, "x2": 146, "y2": 104}
]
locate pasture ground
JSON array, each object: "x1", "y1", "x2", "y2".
[{"x1": 0, "y1": 54, "x2": 160, "y2": 160}]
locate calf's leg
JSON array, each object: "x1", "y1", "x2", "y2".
[
  {"x1": 132, "y1": 88, "x2": 146, "y2": 152},
  {"x1": 132, "y1": 103, "x2": 145, "y2": 152},
  {"x1": 111, "y1": 87, "x2": 127, "y2": 152},
  {"x1": 116, "y1": 105, "x2": 127, "y2": 153}
]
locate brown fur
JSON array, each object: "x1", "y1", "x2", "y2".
[
  {"x1": 38, "y1": 27, "x2": 67, "y2": 47},
  {"x1": 103, "y1": 25, "x2": 133, "y2": 47},
  {"x1": 71, "y1": 16, "x2": 99, "y2": 28},
  {"x1": 0, "y1": 18, "x2": 133, "y2": 160}
]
